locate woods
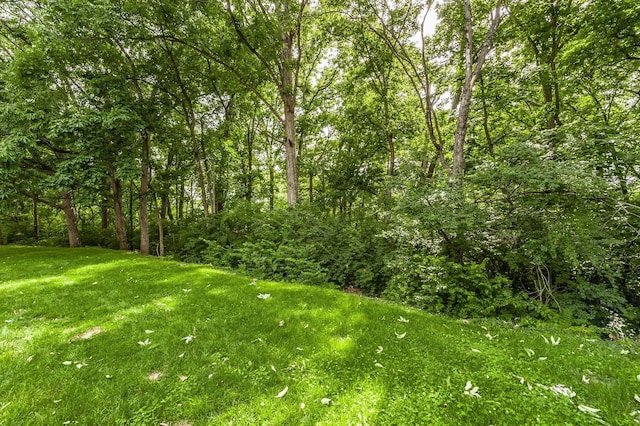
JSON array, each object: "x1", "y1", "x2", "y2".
[{"x1": 1, "y1": 0, "x2": 639, "y2": 327}]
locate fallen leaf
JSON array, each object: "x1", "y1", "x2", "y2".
[
  {"x1": 321, "y1": 398, "x2": 331, "y2": 405},
  {"x1": 181, "y1": 335, "x2": 195, "y2": 344},
  {"x1": 513, "y1": 375, "x2": 526, "y2": 384},
  {"x1": 178, "y1": 353, "x2": 185, "y2": 358},
  {"x1": 582, "y1": 375, "x2": 590, "y2": 384},
  {"x1": 471, "y1": 348, "x2": 481, "y2": 353},
  {"x1": 145, "y1": 330, "x2": 154, "y2": 334},
  {"x1": 550, "y1": 384, "x2": 575, "y2": 398},
  {"x1": 550, "y1": 336, "x2": 560, "y2": 345},
  {"x1": 147, "y1": 371, "x2": 163, "y2": 381},
  {"x1": 257, "y1": 293, "x2": 271, "y2": 300},
  {"x1": 105, "y1": 375, "x2": 112, "y2": 379},
  {"x1": 138, "y1": 339, "x2": 151, "y2": 346},
  {"x1": 275, "y1": 386, "x2": 288, "y2": 398},
  {"x1": 279, "y1": 320, "x2": 285, "y2": 327},
  {"x1": 271, "y1": 365, "x2": 277, "y2": 373},
  {"x1": 398, "y1": 316, "x2": 409, "y2": 323},
  {"x1": 635, "y1": 394, "x2": 640, "y2": 403},
  {"x1": 374, "y1": 362, "x2": 384, "y2": 368},
  {"x1": 395, "y1": 331, "x2": 407, "y2": 339},
  {"x1": 524, "y1": 348, "x2": 535, "y2": 357},
  {"x1": 485, "y1": 333, "x2": 497, "y2": 340},
  {"x1": 538, "y1": 357, "x2": 547, "y2": 361},
  {"x1": 300, "y1": 402, "x2": 305, "y2": 409},
  {"x1": 75, "y1": 363, "x2": 87, "y2": 369},
  {"x1": 178, "y1": 375, "x2": 188, "y2": 382},
  {"x1": 376, "y1": 346, "x2": 383, "y2": 354},
  {"x1": 464, "y1": 382, "x2": 481, "y2": 398},
  {"x1": 578, "y1": 405, "x2": 601, "y2": 414},
  {"x1": 621, "y1": 349, "x2": 630, "y2": 355},
  {"x1": 26, "y1": 355, "x2": 33, "y2": 362},
  {"x1": 62, "y1": 361, "x2": 73, "y2": 365}
]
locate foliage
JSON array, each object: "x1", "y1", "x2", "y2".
[
  {"x1": 173, "y1": 203, "x2": 390, "y2": 294},
  {"x1": 384, "y1": 254, "x2": 516, "y2": 318}
]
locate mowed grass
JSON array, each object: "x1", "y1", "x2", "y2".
[{"x1": 0, "y1": 247, "x2": 639, "y2": 425}]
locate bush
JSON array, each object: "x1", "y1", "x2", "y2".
[
  {"x1": 383, "y1": 254, "x2": 521, "y2": 317},
  {"x1": 172, "y1": 203, "x2": 389, "y2": 294}
]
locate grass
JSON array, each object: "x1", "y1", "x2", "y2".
[{"x1": 0, "y1": 246, "x2": 639, "y2": 425}]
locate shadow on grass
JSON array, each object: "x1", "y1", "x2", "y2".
[{"x1": 1, "y1": 246, "x2": 635, "y2": 425}]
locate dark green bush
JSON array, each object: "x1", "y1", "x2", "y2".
[{"x1": 172, "y1": 203, "x2": 389, "y2": 294}]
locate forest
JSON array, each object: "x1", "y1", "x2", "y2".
[{"x1": 1, "y1": 0, "x2": 639, "y2": 330}]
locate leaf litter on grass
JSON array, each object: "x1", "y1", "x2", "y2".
[
  {"x1": 147, "y1": 371, "x2": 163, "y2": 381},
  {"x1": 3, "y1": 247, "x2": 639, "y2": 425}
]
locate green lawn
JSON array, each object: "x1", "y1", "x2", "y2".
[{"x1": 0, "y1": 246, "x2": 639, "y2": 425}]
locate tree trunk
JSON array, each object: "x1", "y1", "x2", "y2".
[
  {"x1": 282, "y1": 100, "x2": 298, "y2": 208},
  {"x1": 453, "y1": 79, "x2": 474, "y2": 176},
  {"x1": 60, "y1": 191, "x2": 81, "y2": 248},
  {"x1": 383, "y1": 96, "x2": 395, "y2": 197},
  {"x1": 161, "y1": 149, "x2": 174, "y2": 221},
  {"x1": 32, "y1": 197, "x2": 39, "y2": 241},
  {"x1": 453, "y1": 0, "x2": 503, "y2": 177},
  {"x1": 101, "y1": 179, "x2": 110, "y2": 229},
  {"x1": 281, "y1": 27, "x2": 299, "y2": 207},
  {"x1": 246, "y1": 120, "x2": 255, "y2": 202},
  {"x1": 109, "y1": 169, "x2": 129, "y2": 250},
  {"x1": 480, "y1": 76, "x2": 495, "y2": 156},
  {"x1": 140, "y1": 130, "x2": 151, "y2": 255},
  {"x1": 197, "y1": 120, "x2": 215, "y2": 216},
  {"x1": 0, "y1": 224, "x2": 4, "y2": 245},
  {"x1": 269, "y1": 163, "x2": 275, "y2": 210},
  {"x1": 154, "y1": 193, "x2": 165, "y2": 257},
  {"x1": 201, "y1": 131, "x2": 216, "y2": 215},
  {"x1": 549, "y1": 9, "x2": 562, "y2": 129},
  {"x1": 101, "y1": 200, "x2": 110, "y2": 229},
  {"x1": 178, "y1": 181, "x2": 185, "y2": 219},
  {"x1": 187, "y1": 115, "x2": 210, "y2": 217},
  {"x1": 161, "y1": 195, "x2": 171, "y2": 221}
]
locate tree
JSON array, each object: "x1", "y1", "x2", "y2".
[{"x1": 166, "y1": 0, "x2": 317, "y2": 206}]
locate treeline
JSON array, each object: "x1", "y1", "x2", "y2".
[{"x1": 1, "y1": 0, "x2": 639, "y2": 328}]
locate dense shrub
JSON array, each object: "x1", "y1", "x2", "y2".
[
  {"x1": 383, "y1": 254, "x2": 518, "y2": 317},
  {"x1": 379, "y1": 141, "x2": 638, "y2": 324},
  {"x1": 170, "y1": 203, "x2": 390, "y2": 294}
]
